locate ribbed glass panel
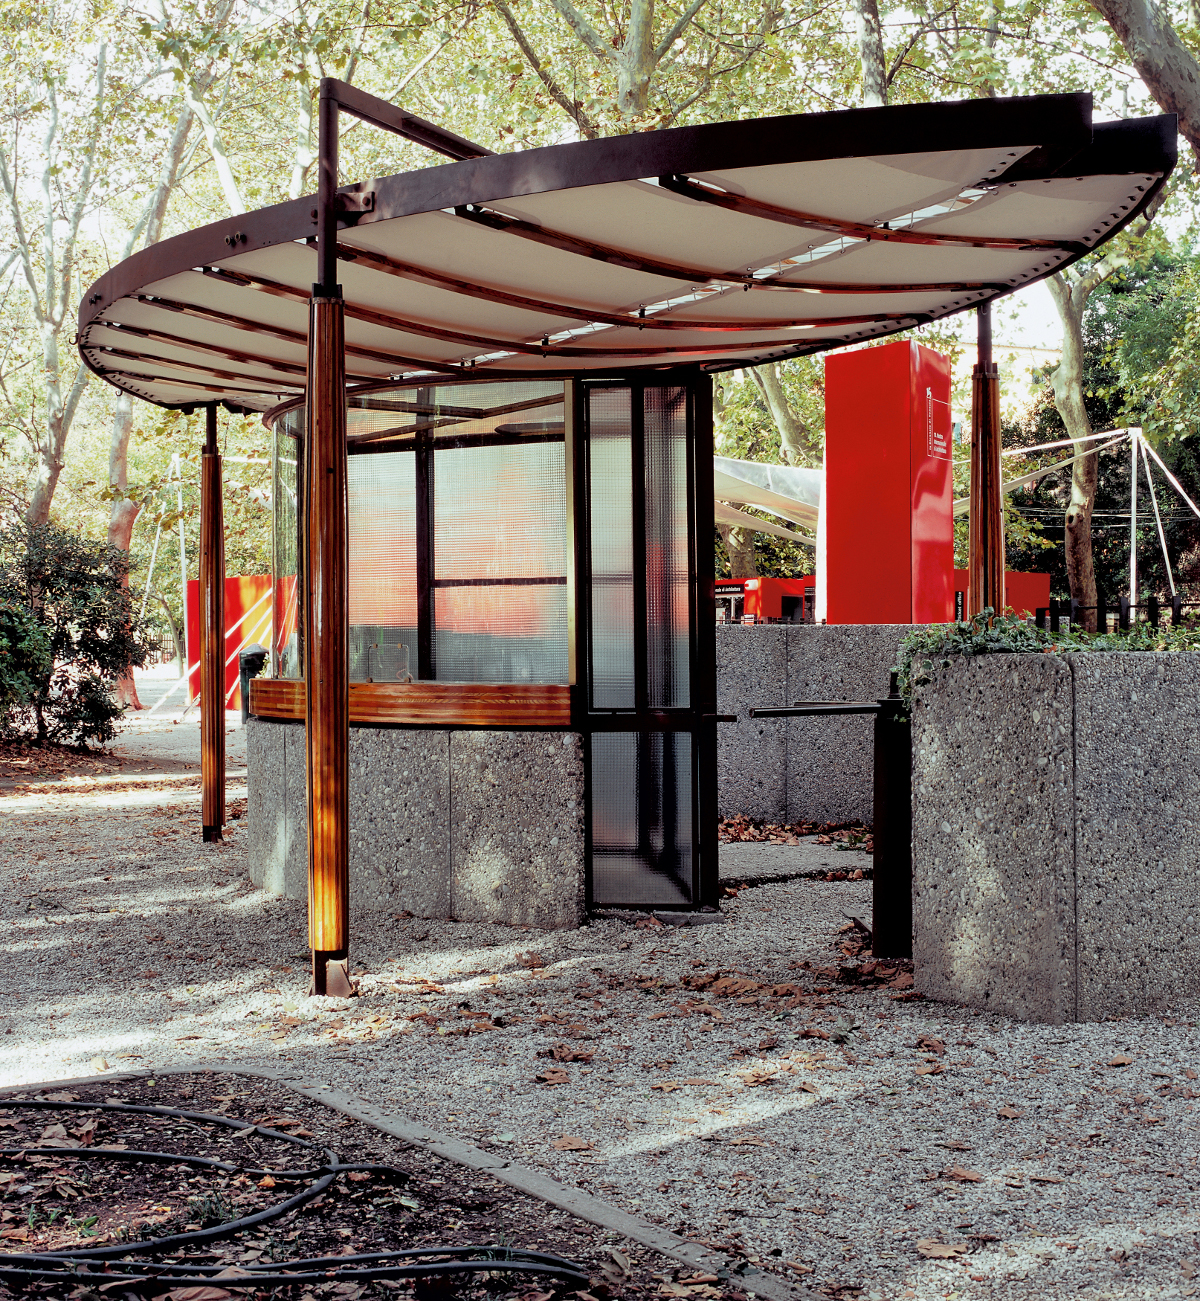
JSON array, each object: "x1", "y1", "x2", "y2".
[
  {"x1": 644, "y1": 386, "x2": 690, "y2": 708},
  {"x1": 432, "y1": 441, "x2": 568, "y2": 683},
  {"x1": 590, "y1": 731, "x2": 693, "y2": 906},
  {"x1": 273, "y1": 415, "x2": 301, "y2": 677},
  {"x1": 347, "y1": 451, "x2": 417, "y2": 683},
  {"x1": 588, "y1": 388, "x2": 635, "y2": 709}
]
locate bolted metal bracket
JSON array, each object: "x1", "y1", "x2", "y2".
[{"x1": 310, "y1": 951, "x2": 356, "y2": 998}]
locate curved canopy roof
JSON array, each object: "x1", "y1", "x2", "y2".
[{"x1": 77, "y1": 93, "x2": 1175, "y2": 414}]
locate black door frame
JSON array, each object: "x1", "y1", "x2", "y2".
[{"x1": 570, "y1": 368, "x2": 717, "y2": 910}]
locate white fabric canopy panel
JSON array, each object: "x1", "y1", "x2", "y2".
[{"x1": 78, "y1": 94, "x2": 1175, "y2": 414}]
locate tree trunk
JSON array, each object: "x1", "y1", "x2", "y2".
[
  {"x1": 718, "y1": 524, "x2": 758, "y2": 578},
  {"x1": 1047, "y1": 272, "x2": 1099, "y2": 630},
  {"x1": 749, "y1": 364, "x2": 815, "y2": 465},
  {"x1": 853, "y1": 0, "x2": 887, "y2": 106},
  {"x1": 107, "y1": 393, "x2": 143, "y2": 708},
  {"x1": 103, "y1": 106, "x2": 194, "y2": 706},
  {"x1": 1090, "y1": 0, "x2": 1200, "y2": 165},
  {"x1": 618, "y1": 0, "x2": 656, "y2": 116}
]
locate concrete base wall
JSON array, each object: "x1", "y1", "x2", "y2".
[
  {"x1": 716, "y1": 624, "x2": 910, "y2": 824},
  {"x1": 246, "y1": 721, "x2": 586, "y2": 929},
  {"x1": 912, "y1": 652, "x2": 1200, "y2": 1023}
]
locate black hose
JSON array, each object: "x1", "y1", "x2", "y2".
[{"x1": 0, "y1": 1098, "x2": 589, "y2": 1290}]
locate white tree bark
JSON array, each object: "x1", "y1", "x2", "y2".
[
  {"x1": 0, "y1": 49, "x2": 107, "y2": 528},
  {"x1": 853, "y1": 0, "x2": 887, "y2": 106},
  {"x1": 1090, "y1": 0, "x2": 1200, "y2": 164}
]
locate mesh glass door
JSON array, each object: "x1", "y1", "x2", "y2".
[{"x1": 584, "y1": 378, "x2": 715, "y2": 908}]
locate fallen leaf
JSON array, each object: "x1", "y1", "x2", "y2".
[
  {"x1": 683, "y1": 1078, "x2": 717, "y2": 1086},
  {"x1": 40, "y1": 1093, "x2": 77, "y2": 1103},
  {"x1": 727, "y1": 1134, "x2": 768, "y2": 1146},
  {"x1": 347, "y1": 1171, "x2": 370, "y2": 1182},
  {"x1": 39, "y1": 1124, "x2": 67, "y2": 1140},
  {"x1": 799, "y1": 1081, "x2": 820, "y2": 1094},
  {"x1": 996, "y1": 1106, "x2": 1025, "y2": 1119},
  {"x1": 535, "y1": 1069, "x2": 571, "y2": 1086},
  {"x1": 915, "y1": 1063, "x2": 944, "y2": 1076},
  {"x1": 550, "y1": 1044, "x2": 594, "y2": 1063},
  {"x1": 1030, "y1": 1173, "x2": 1064, "y2": 1184},
  {"x1": 944, "y1": 1166, "x2": 984, "y2": 1183},
  {"x1": 551, "y1": 1135, "x2": 593, "y2": 1151},
  {"x1": 257, "y1": 1175, "x2": 276, "y2": 1189},
  {"x1": 89, "y1": 1057, "x2": 109, "y2": 1073},
  {"x1": 1109, "y1": 1055, "x2": 1134, "y2": 1068},
  {"x1": 940, "y1": 1139, "x2": 972, "y2": 1151},
  {"x1": 917, "y1": 1239, "x2": 968, "y2": 1259},
  {"x1": 915, "y1": 1034, "x2": 945, "y2": 1055},
  {"x1": 650, "y1": 1081, "x2": 683, "y2": 1092},
  {"x1": 890, "y1": 973, "x2": 915, "y2": 990},
  {"x1": 165, "y1": 1287, "x2": 234, "y2": 1300}
]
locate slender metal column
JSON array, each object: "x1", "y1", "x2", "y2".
[
  {"x1": 968, "y1": 302, "x2": 1005, "y2": 616},
  {"x1": 200, "y1": 403, "x2": 226, "y2": 842},
  {"x1": 306, "y1": 81, "x2": 352, "y2": 998}
]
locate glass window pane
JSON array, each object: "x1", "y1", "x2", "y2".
[
  {"x1": 348, "y1": 451, "x2": 418, "y2": 683},
  {"x1": 590, "y1": 731, "x2": 693, "y2": 906},
  {"x1": 273, "y1": 416, "x2": 301, "y2": 678},
  {"x1": 432, "y1": 439, "x2": 568, "y2": 684},
  {"x1": 588, "y1": 388, "x2": 635, "y2": 709},
  {"x1": 644, "y1": 387, "x2": 691, "y2": 708}
]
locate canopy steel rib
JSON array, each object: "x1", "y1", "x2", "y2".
[
  {"x1": 656, "y1": 173, "x2": 1074, "y2": 251},
  {"x1": 335, "y1": 241, "x2": 1009, "y2": 306},
  {"x1": 205, "y1": 262, "x2": 923, "y2": 335}
]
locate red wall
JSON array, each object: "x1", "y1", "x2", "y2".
[
  {"x1": 825, "y1": 341, "x2": 954, "y2": 624},
  {"x1": 951, "y1": 570, "x2": 1051, "y2": 618},
  {"x1": 186, "y1": 575, "x2": 273, "y2": 710}
]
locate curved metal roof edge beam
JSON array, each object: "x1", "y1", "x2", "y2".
[{"x1": 77, "y1": 93, "x2": 1096, "y2": 331}]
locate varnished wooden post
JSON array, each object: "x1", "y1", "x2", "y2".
[
  {"x1": 200, "y1": 403, "x2": 225, "y2": 842},
  {"x1": 968, "y1": 303, "x2": 1005, "y2": 617},
  {"x1": 305, "y1": 80, "x2": 352, "y2": 998}
]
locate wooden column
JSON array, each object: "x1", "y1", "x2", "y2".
[
  {"x1": 199, "y1": 403, "x2": 225, "y2": 842},
  {"x1": 305, "y1": 81, "x2": 352, "y2": 998},
  {"x1": 968, "y1": 303, "x2": 1005, "y2": 617}
]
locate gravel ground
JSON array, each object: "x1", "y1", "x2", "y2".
[{"x1": 2, "y1": 701, "x2": 1199, "y2": 1300}]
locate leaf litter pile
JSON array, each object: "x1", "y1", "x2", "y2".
[{"x1": 0, "y1": 1072, "x2": 748, "y2": 1301}]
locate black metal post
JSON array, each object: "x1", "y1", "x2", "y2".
[
  {"x1": 1097, "y1": 595, "x2": 1108, "y2": 632},
  {"x1": 1035, "y1": 606, "x2": 1048, "y2": 630},
  {"x1": 872, "y1": 672, "x2": 912, "y2": 961},
  {"x1": 1148, "y1": 595, "x2": 1159, "y2": 629},
  {"x1": 1118, "y1": 596, "x2": 1131, "y2": 631},
  {"x1": 1049, "y1": 599, "x2": 1061, "y2": 633},
  {"x1": 1069, "y1": 598, "x2": 1080, "y2": 628},
  {"x1": 1173, "y1": 594, "x2": 1183, "y2": 626}
]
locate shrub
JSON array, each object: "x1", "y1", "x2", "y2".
[
  {"x1": 0, "y1": 521, "x2": 150, "y2": 747},
  {"x1": 0, "y1": 601, "x2": 50, "y2": 712},
  {"x1": 896, "y1": 609, "x2": 1200, "y2": 705}
]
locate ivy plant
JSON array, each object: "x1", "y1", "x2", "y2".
[{"x1": 895, "y1": 610, "x2": 1200, "y2": 706}]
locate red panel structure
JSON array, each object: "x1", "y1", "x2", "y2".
[
  {"x1": 951, "y1": 569, "x2": 1050, "y2": 618},
  {"x1": 187, "y1": 575, "x2": 273, "y2": 710},
  {"x1": 824, "y1": 340, "x2": 954, "y2": 624}
]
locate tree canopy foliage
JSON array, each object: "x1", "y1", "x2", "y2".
[{"x1": 0, "y1": 0, "x2": 1199, "y2": 611}]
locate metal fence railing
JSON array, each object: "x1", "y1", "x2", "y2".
[{"x1": 1035, "y1": 595, "x2": 1198, "y2": 633}]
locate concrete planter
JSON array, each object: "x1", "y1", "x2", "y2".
[
  {"x1": 246, "y1": 720, "x2": 586, "y2": 929},
  {"x1": 912, "y1": 652, "x2": 1200, "y2": 1022},
  {"x1": 716, "y1": 624, "x2": 910, "y2": 824}
]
